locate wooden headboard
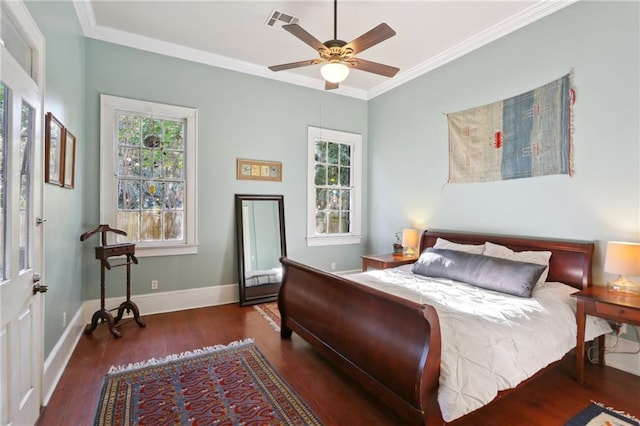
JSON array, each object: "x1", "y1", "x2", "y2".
[{"x1": 420, "y1": 230, "x2": 594, "y2": 290}]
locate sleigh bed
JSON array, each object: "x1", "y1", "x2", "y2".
[{"x1": 277, "y1": 230, "x2": 609, "y2": 424}]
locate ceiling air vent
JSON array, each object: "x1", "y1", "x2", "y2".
[{"x1": 265, "y1": 10, "x2": 300, "y2": 28}]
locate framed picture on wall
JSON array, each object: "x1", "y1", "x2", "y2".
[
  {"x1": 236, "y1": 158, "x2": 282, "y2": 182},
  {"x1": 62, "y1": 129, "x2": 76, "y2": 189},
  {"x1": 45, "y1": 112, "x2": 64, "y2": 185}
]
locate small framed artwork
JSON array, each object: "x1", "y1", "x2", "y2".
[
  {"x1": 236, "y1": 158, "x2": 282, "y2": 182},
  {"x1": 45, "y1": 112, "x2": 64, "y2": 185},
  {"x1": 62, "y1": 129, "x2": 76, "y2": 189}
]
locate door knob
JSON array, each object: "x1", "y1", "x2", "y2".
[
  {"x1": 32, "y1": 273, "x2": 48, "y2": 294},
  {"x1": 36, "y1": 217, "x2": 47, "y2": 226}
]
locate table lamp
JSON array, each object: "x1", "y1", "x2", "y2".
[
  {"x1": 402, "y1": 228, "x2": 419, "y2": 257},
  {"x1": 604, "y1": 241, "x2": 640, "y2": 293}
]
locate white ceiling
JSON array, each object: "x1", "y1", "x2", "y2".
[{"x1": 73, "y1": 1, "x2": 577, "y2": 100}]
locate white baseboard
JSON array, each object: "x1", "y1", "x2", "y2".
[
  {"x1": 43, "y1": 284, "x2": 239, "y2": 407},
  {"x1": 605, "y1": 334, "x2": 640, "y2": 376},
  {"x1": 43, "y1": 307, "x2": 84, "y2": 405},
  {"x1": 82, "y1": 283, "x2": 239, "y2": 324}
]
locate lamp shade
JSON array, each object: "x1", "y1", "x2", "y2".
[
  {"x1": 320, "y1": 62, "x2": 350, "y2": 83},
  {"x1": 401, "y1": 229, "x2": 419, "y2": 250},
  {"x1": 604, "y1": 241, "x2": 640, "y2": 276}
]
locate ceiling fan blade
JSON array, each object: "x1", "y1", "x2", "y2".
[
  {"x1": 325, "y1": 81, "x2": 339, "y2": 90},
  {"x1": 344, "y1": 23, "x2": 396, "y2": 56},
  {"x1": 269, "y1": 59, "x2": 323, "y2": 72},
  {"x1": 345, "y1": 57, "x2": 399, "y2": 77},
  {"x1": 282, "y1": 24, "x2": 326, "y2": 52}
]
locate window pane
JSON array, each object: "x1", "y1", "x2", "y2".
[
  {"x1": 163, "y1": 120, "x2": 184, "y2": 150},
  {"x1": 327, "y1": 189, "x2": 339, "y2": 210},
  {"x1": 141, "y1": 210, "x2": 162, "y2": 241},
  {"x1": 0, "y1": 12, "x2": 34, "y2": 79},
  {"x1": 338, "y1": 212, "x2": 350, "y2": 233},
  {"x1": 118, "y1": 179, "x2": 141, "y2": 210},
  {"x1": 315, "y1": 188, "x2": 327, "y2": 210},
  {"x1": 314, "y1": 140, "x2": 326, "y2": 162},
  {"x1": 142, "y1": 118, "x2": 162, "y2": 147},
  {"x1": 327, "y1": 143, "x2": 339, "y2": 164},
  {"x1": 19, "y1": 101, "x2": 34, "y2": 271},
  {"x1": 165, "y1": 181, "x2": 183, "y2": 209},
  {"x1": 142, "y1": 181, "x2": 163, "y2": 209},
  {"x1": 315, "y1": 212, "x2": 326, "y2": 234},
  {"x1": 118, "y1": 114, "x2": 141, "y2": 146},
  {"x1": 340, "y1": 144, "x2": 351, "y2": 166},
  {"x1": 314, "y1": 164, "x2": 326, "y2": 186},
  {"x1": 340, "y1": 189, "x2": 350, "y2": 210},
  {"x1": 163, "y1": 151, "x2": 183, "y2": 179},
  {"x1": 327, "y1": 212, "x2": 340, "y2": 233},
  {"x1": 117, "y1": 147, "x2": 141, "y2": 176},
  {"x1": 117, "y1": 211, "x2": 140, "y2": 242},
  {"x1": 339, "y1": 166, "x2": 350, "y2": 187},
  {"x1": 0, "y1": 84, "x2": 7, "y2": 278},
  {"x1": 141, "y1": 148, "x2": 163, "y2": 179},
  {"x1": 328, "y1": 166, "x2": 338, "y2": 185},
  {"x1": 164, "y1": 211, "x2": 183, "y2": 240}
]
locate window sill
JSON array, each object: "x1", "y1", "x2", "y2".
[
  {"x1": 134, "y1": 243, "x2": 198, "y2": 257},
  {"x1": 306, "y1": 235, "x2": 362, "y2": 247}
]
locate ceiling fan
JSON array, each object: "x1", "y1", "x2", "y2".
[{"x1": 268, "y1": 0, "x2": 399, "y2": 90}]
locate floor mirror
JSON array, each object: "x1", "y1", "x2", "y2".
[{"x1": 235, "y1": 194, "x2": 286, "y2": 306}]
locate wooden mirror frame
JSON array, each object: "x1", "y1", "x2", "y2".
[{"x1": 235, "y1": 194, "x2": 286, "y2": 306}]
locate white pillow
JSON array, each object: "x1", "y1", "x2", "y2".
[
  {"x1": 433, "y1": 237, "x2": 485, "y2": 254},
  {"x1": 484, "y1": 242, "x2": 552, "y2": 285}
]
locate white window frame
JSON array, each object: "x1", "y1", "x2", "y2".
[
  {"x1": 306, "y1": 126, "x2": 362, "y2": 247},
  {"x1": 100, "y1": 94, "x2": 198, "y2": 257}
]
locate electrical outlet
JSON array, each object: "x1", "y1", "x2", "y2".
[
  {"x1": 151, "y1": 280, "x2": 158, "y2": 290},
  {"x1": 331, "y1": 262, "x2": 336, "y2": 271},
  {"x1": 63, "y1": 312, "x2": 66, "y2": 328}
]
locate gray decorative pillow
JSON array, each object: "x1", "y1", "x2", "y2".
[{"x1": 411, "y1": 248, "x2": 547, "y2": 298}]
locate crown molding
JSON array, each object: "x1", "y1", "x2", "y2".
[
  {"x1": 366, "y1": 0, "x2": 578, "y2": 99},
  {"x1": 73, "y1": 0, "x2": 576, "y2": 101}
]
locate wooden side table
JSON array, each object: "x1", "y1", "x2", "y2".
[
  {"x1": 361, "y1": 253, "x2": 418, "y2": 271},
  {"x1": 571, "y1": 286, "x2": 640, "y2": 384}
]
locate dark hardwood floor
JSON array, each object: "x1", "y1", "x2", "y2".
[{"x1": 38, "y1": 303, "x2": 640, "y2": 425}]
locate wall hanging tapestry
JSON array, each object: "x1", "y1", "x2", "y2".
[
  {"x1": 93, "y1": 339, "x2": 322, "y2": 425},
  {"x1": 447, "y1": 72, "x2": 574, "y2": 183}
]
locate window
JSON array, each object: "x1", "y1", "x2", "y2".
[
  {"x1": 100, "y1": 95, "x2": 198, "y2": 256},
  {"x1": 306, "y1": 126, "x2": 362, "y2": 246}
]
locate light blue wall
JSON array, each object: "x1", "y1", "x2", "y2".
[
  {"x1": 368, "y1": 1, "x2": 639, "y2": 285},
  {"x1": 83, "y1": 40, "x2": 368, "y2": 300},
  {"x1": 26, "y1": 1, "x2": 86, "y2": 357}
]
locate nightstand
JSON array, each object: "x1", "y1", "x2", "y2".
[
  {"x1": 571, "y1": 286, "x2": 640, "y2": 384},
  {"x1": 361, "y1": 253, "x2": 418, "y2": 271}
]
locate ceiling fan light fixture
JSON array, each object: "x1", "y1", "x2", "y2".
[{"x1": 321, "y1": 62, "x2": 350, "y2": 83}]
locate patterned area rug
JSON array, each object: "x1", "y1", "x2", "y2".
[
  {"x1": 566, "y1": 401, "x2": 639, "y2": 426},
  {"x1": 253, "y1": 302, "x2": 281, "y2": 332},
  {"x1": 93, "y1": 338, "x2": 321, "y2": 425}
]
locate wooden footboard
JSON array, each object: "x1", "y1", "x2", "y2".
[{"x1": 278, "y1": 257, "x2": 442, "y2": 425}]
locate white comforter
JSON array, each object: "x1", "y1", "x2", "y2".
[{"x1": 348, "y1": 265, "x2": 612, "y2": 422}]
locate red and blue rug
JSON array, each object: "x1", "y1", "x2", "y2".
[
  {"x1": 93, "y1": 338, "x2": 321, "y2": 425},
  {"x1": 566, "y1": 401, "x2": 639, "y2": 426},
  {"x1": 253, "y1": 302, "x2": 281, "y2": 332}
]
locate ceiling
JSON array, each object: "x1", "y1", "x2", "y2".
[{"x1": 73, "y1": 1, "x2": 576, "y2": 100}]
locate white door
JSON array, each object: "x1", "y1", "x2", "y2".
[{"x1": 0, "y1": 2, "x2": 45, "y2": 425}]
